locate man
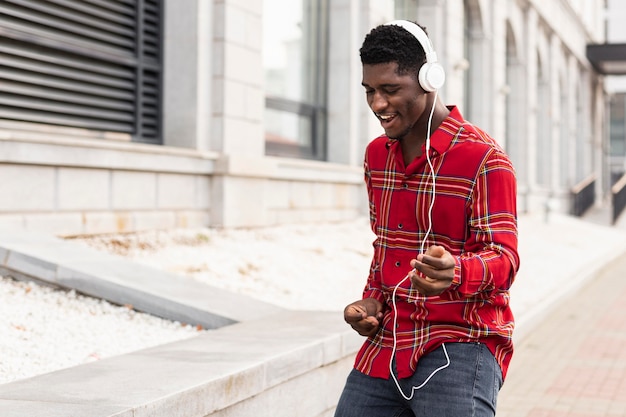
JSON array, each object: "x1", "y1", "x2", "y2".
[{"x1": 334, "y1": 20, "x2": 519, "y2": 417}]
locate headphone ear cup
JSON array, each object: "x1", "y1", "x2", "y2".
[{"x1": 418, "y1": 62, "x2": 446, "y2": 92}]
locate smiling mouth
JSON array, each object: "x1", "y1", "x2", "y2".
[{"x1": 376, "y1": 113, "x2": 396, "y2": 123}]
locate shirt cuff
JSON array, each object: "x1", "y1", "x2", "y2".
[{"x1": 450, "y1": 255, "x2": 462, "y2": 289}]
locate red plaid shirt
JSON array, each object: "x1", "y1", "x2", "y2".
[{"x1": 355, "y1": 106, "x2": 519, "y2": 380}]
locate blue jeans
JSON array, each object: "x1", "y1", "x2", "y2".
[{"x1": 334, "y1": 343, "x2": 503, "y2": 417}]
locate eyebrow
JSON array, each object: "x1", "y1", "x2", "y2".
[{"x1": 361, "y1": 82, "x2": 401, "y2": 89}]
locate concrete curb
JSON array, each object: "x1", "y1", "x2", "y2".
[
  {"x1": 0, "y1": 311, "x2": 362, "y2": 417},
  {"x1": 0, "y1": 227, "x2": 283, "y2": 329}
]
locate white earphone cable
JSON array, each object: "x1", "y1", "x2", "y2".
[
  {"x1": 421, "y1": 89, "x2": 438, "y2": 253},
  {"x1": 389, "y1": 89, "x2": 450, "y2": 400}
]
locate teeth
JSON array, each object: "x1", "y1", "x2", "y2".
[{"x1": 379, "y1": 114, "x2": 393, "y2": 120}]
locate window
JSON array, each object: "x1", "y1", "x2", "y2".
[
  {"x1": 610, "y1": 93, "x2": 626, "y2": 157},
  {"x1": 0, "y1": 0, "x2": 162, "y2": 144},
  {"x1": 263, "y1": 0, "x2": 328, "y2": 160}
]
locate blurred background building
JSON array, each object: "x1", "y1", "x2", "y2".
[
  {"x1": 0, "y1": 0, "x2": 623, "y2": 236},
  {"x1": 598, "y1": 0, "x2": 626, "y2": 223}
]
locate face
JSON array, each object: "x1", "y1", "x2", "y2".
[{"x1": 362, "y1": 62, "x2": 428, "y2": 141}]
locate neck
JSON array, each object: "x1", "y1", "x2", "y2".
[{"x1": 400, "y1": 98, "x2": 449, "y2": 165}]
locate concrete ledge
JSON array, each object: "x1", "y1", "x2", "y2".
[
  {"x1": 0, "y1": 136, "x2": 219, "y2": 175},
  {"x1": 0, "y1": 228, "x2": 283, "y2": 328},
  {"x1": 0, "y1": 312, "x2": 362, "y2": 417},
  {"x1": 0, "y1": 227, "x2": 363, "y2": 416}
]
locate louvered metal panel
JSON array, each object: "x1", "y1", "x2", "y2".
[{"x1": 0, "y1": 0, "x2": 162, "y2": 144}]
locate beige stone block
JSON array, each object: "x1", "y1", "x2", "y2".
[
  {"x1": 57, "y1": 168, "x2": 109, "y2": 210},
  {"x1": 214, "y1": 176, "x2": 267, "y2": 227},
  {"x1": 24, "y1": 212, "x2": 84, "y2": 237},
  {"x1": 288, "y1": 181, "x2": 314, "y2": 209},
  {"x1": 157, "y1": 173, "x2": 197, "y2": 209},
  {"x1": 222, "y1": 118, "x2": 264, "y2": 156},
  {"x1": 175, "y1": 210, "x2": 210, "y2": 229},
  {"x1": 312, "y1": 182, "x2": 335, "y2": 208},
  {"x1": 132, "y1": 211, "x2": 177, "y2": 232},
  {"x1": 224, "y1": 44, "x2": 261, "y2": 86},
  {"x1": 195, "y1": 175, "x2": 211, "y2": 209},
  {"x1": 223, "y1": 79, "x2": 246, "y2": 119},
  {"x1": 81, "y1": 212, "x2": 125, "y2": 235},
  {"x1": 111, "y1": 171, "x2": 157, "y2": 210},
  {"x1": 264, "y1": 180, "x2": 289, "y2": 209},
  {"x1": 0, "y1": 165, "x2": 55, "y2": 211}
]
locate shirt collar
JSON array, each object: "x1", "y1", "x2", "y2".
[
  {"x1": 384, "y1": 105, "x2": 465, "y2": 156},
  {"x1": 428, "y1": 105, "x2": 464, "y2": 155}
]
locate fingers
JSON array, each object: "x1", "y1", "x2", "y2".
[
  {"x1": 410, "y1": 273, "x2": 450, "y2": 296},
  {"x1": 345, "y1": 303, "x2": 367, "y2": 316},
  {"x1": 414, "y1": 245, "x2": 455, "y2": 271},
  {"x1": 413, "y1": 264, "x2": 451, "y2": 281},
  {"x1": 344, "y1": 304, "x2": 367, "y2": 323},
  {"x1": 425, "y1": 245, "x2": 445, "y2": 257},
  {"x1": 345, "y1": 313, "x2": 380, "y2": 337},
  {"x1": 410, "y1": 246, "x2": 455, "y2": 296},
  {"x1": 344, "y1": 300, "x2": 382, "y2": 337}
]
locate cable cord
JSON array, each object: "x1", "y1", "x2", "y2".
[
  {"x1": 389, "y1": 89, "x2": 450, "y2": 400},
  {"x1": 421, "y1": 88, "x2": 438, "y2": 254}
]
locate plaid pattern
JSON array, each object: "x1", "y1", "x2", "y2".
[{"x1": 354, "y1": 106, "x2": 519, "y2": 380}]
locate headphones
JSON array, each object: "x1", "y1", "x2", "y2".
[{"x1": 384, "y1": 20, "x2": 445, "y2": 92}]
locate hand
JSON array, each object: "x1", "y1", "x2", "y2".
[
  {"x1": 409, "y1": 245, "x2": 455, "y2": 296},
  {"x1": 343, "y1": 298, "x2": 383, "y2": 338}
]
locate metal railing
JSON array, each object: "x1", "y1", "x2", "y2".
[
  {"x1": 611, "y1": 172, "x2": 626, "y2": 224},
  {"x1": 570, "y1": 174, "x2": 596, "y2": 217}
]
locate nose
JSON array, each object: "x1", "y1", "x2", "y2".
[{"x1": 369, "y1": 91, "x2": 388, "y2": 113}]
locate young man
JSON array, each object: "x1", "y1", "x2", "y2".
[{"x1": 334, "y1": 21, "x2": 520, "y2": 417}]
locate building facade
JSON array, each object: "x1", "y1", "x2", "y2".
[
  {"x1": 604, "y1": 0, "x2": 626, "y2": 199},
  {"x1": 0, "y1": 0, "x2": 609, "y2": 236}
]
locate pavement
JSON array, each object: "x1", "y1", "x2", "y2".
[{"x1": 497, "y1": 206, "x2": 626, "y2": 417}]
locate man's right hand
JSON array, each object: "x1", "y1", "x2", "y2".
[{"x1": 343, "y1": 298, "x2": 383, "y2": 338}]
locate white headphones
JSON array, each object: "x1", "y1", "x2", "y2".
[{"x1": 385, "y1": 20, "x2": 445, "y2": 92}]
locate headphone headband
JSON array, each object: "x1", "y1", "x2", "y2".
[
  {"x1": 385, "y1": 20, "x2": 438, "y2": 64},
  {"x1": 384, "y1": 20, "x2": 445, "y2": 92}
]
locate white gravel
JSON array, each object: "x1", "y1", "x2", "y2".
[
  {"x1": 0, "y1": 217, "x2": 376, "y2": 385},
  {"x1": 0, "y1": 277, "x2": 202, "y2": 384}
]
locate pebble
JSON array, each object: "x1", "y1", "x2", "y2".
[
  {"x1": 0, "y1": 217, "x2": 375, "y2": 385},
  {"x1": 0, "y1": 276, "x2": 203, "y2": 384}
]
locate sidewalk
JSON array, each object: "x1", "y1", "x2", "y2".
[
  {"x1": 497, "y1": 207, "x2": 626, "y2": 417},
  {"x1": 497, "y1": 246, "x2": 626, "y2": 417}
]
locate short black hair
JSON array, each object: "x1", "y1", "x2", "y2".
[{"x1": 359, "y1": 22, "x2": 428, "y2": 78}]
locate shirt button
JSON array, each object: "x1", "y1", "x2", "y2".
[
  {"x1": 395, "y1": 261, "x2": 401, "y2": 267},
  {"x1": 398, "y1": 223, "x2": 403, "y2": 229},
  {"x1": 402, "y1": 183, "x2": 408, "y2": 189}
]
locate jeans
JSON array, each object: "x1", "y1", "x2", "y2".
[{"x1": 334, "y1": 342, "x2": 503, "y2": 417}]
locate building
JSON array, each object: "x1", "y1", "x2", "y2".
[
  {"x1": 593, "y1": 0, "x2": 626, "y2": 221},
  {"x1": 0, "y1": 0, "x2": 611, "y2": 236}
]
